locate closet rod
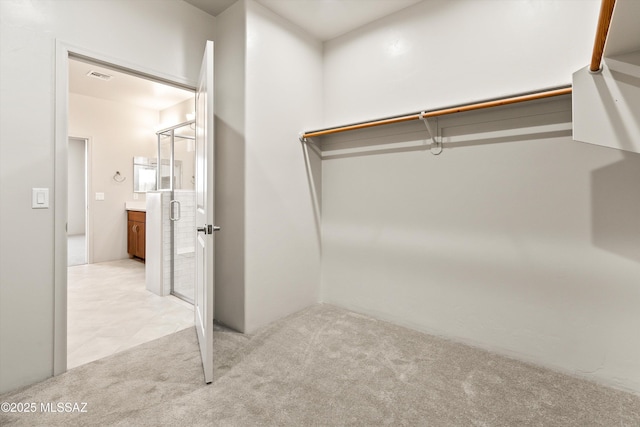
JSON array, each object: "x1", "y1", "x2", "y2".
[
  {"x1": 302, "y1": 86, "x2": 572, "y2": 139},
  {"x1": 590, "y1": 0, "x2": 616, "y2": 72}
]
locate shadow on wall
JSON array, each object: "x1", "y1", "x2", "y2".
[
  {"x1": 593, "y1": 57, "x2": 640, "y2": 154},
  {"x1": 589, "y1": 56, "x2": 640, "y2": 263},
  {"x1": 310, "y1": 93, "x2": 640, "y2": 266},
  {"x1": 591, "y1": 151, "x2": 640, "y2": 264},
  {"x1": 214, "y1": 116, "x2": 246, "y2": 332},
  {"x1": 302, "y1": 141, "x2": 322, "y2": 251}
]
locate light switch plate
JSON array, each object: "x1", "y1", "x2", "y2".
[
  {"x1": 32, "y1": 188, "x2": 49, "y2": 209},
  {"x1": 95, "y1": 192, "x2": 105, "y2": 201}
]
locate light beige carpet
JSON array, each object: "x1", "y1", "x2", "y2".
[{"x1": 1, "y1": 304, "x2": 639, "y2": 426}]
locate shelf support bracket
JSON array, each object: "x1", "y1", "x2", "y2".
[{"x1": 420, "y1": 112, "x2": 442, "y2": 155}]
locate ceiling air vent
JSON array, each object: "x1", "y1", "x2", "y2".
[{"x1": 86, "y1": 70, "x2": 113, "y2": 81}]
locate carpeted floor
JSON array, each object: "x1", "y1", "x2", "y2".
[{"x1": 1, "y1": 304, "x2": 639, "y2": 426}]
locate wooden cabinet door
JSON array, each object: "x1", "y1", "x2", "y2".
[
  {"x1": 127, "y1": 211, "x2": 146, "y2": 261},
  {"x1": 128, "y1": 219, "x2": 136, "y2": 258},
  {"x1": 136, "y1": 221, "x2": 145, "y2": 259}
]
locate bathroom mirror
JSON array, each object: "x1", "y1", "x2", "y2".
[{"x1": 133, "y1": 157, "x2": 156, "y2": 193}]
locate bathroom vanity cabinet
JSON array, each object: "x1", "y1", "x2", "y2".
[{"x1": 127, "y1": 210, "x2": 146, "y2": 261}]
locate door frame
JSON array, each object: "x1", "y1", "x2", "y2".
[{"x1": 54, "y1": 41, "x2": 197, "y2": 375}]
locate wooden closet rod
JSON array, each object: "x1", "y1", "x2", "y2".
[
  {"x1": 302, "y1": 86, "x2": 572, "y2": 139},
  {"x1": 590, "y1": 0, "x2": 616, "y2": 72}
]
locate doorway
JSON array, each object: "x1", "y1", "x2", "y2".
[
  {"x1": 67, "y1": 137, "x2": 88, "y2": 266},
  {"x1": 63, "y1": 52, "x2": 197, "y2": 369}
]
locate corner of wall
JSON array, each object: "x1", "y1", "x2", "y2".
[
  {"x1": 214, "y1": 0, "x2": 248, "y2": 332},
  {"x1": 242, "y1": 0, "x2": 323, "y2": 333}
]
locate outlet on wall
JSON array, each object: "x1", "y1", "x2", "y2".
[{"x1": 95, "y1": 192, "x2": 105, "y2": 201}]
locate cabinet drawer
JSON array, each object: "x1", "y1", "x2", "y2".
[{"x1": 127, "y1": 210, "x2": 146, "y2": 222}]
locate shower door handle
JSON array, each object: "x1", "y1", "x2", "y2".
[{"x1": 169, "y1": 200, "x2": 181, "y2": 221}]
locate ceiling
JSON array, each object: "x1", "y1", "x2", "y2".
[
  {"x1": 184, "y1": 0, "x2": 238, "y2": 16},
  {"x1": 69, "y1": 58, "x2": 194, "y2": 111},
  {"x1": 185, "y1": 0, "x2": 423, "y2": 41}
]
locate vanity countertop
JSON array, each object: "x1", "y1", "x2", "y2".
[{"x1": 125, "y1": 201, "x2": 146, "y2": 212}]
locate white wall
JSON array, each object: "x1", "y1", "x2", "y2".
[
  {"x1": 214, "y1": 0, "x2": 247, "y2": 332},
  {"x1": 70, "y1": 93, "x2": 158, "y2": 263},
  {"x1": 322, "y1": 0, "x2": 600, "y2": 127},
  {"x1": 159, "y1": 98, "x2": 195, "y2": 130},
  {"x1": 67, "y1": 138, "x2": 86, "y2": 236},
  {"x1": 212, "y1": 0, "x2": 323, "y2": 334},
  {"x1": 320, "y1": 0, "x2": 640, "y2": 393},
  {"x1": 0, "y1": 0, "x2": 215, "y2": 393},
  {"x1": 244, "y1": 0, "x2": 322, "y2": 332},
  {"x1": 321, "y1": 98, "x2": 640, "y2": 393}
]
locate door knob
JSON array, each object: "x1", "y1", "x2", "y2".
[{"x1": 197, "y1": 225, "x2": 221, "y2": 234}]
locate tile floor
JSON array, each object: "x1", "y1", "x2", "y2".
[{"x1": 67, "y1": 259, "x2": 193, "y2": 369}]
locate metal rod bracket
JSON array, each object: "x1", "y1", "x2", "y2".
[
  {"x1": 589, "y1": 65, "x2": 604, "y2": 74},
  {"x1": 420, "y1": 112, "x2": 442, "y2": 156},
  {"x1": 298, "y1": 132, "x2": 307, "y2": 143}
]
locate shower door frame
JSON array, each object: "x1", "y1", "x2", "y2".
[{"x1": 157, "y1": 120, "x2": 196, "y2": 304}]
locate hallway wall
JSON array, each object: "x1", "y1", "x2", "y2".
[
  {"x1": 67, "y1": 138, "x2": 86, "y2": 236},
  {"x1": 0, "y1": 0, "x2": 216, "y2": 393}
]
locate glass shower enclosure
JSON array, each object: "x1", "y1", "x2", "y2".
[{"x1": 156, "y1": 120, "x2": 196, "y2": 303}]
